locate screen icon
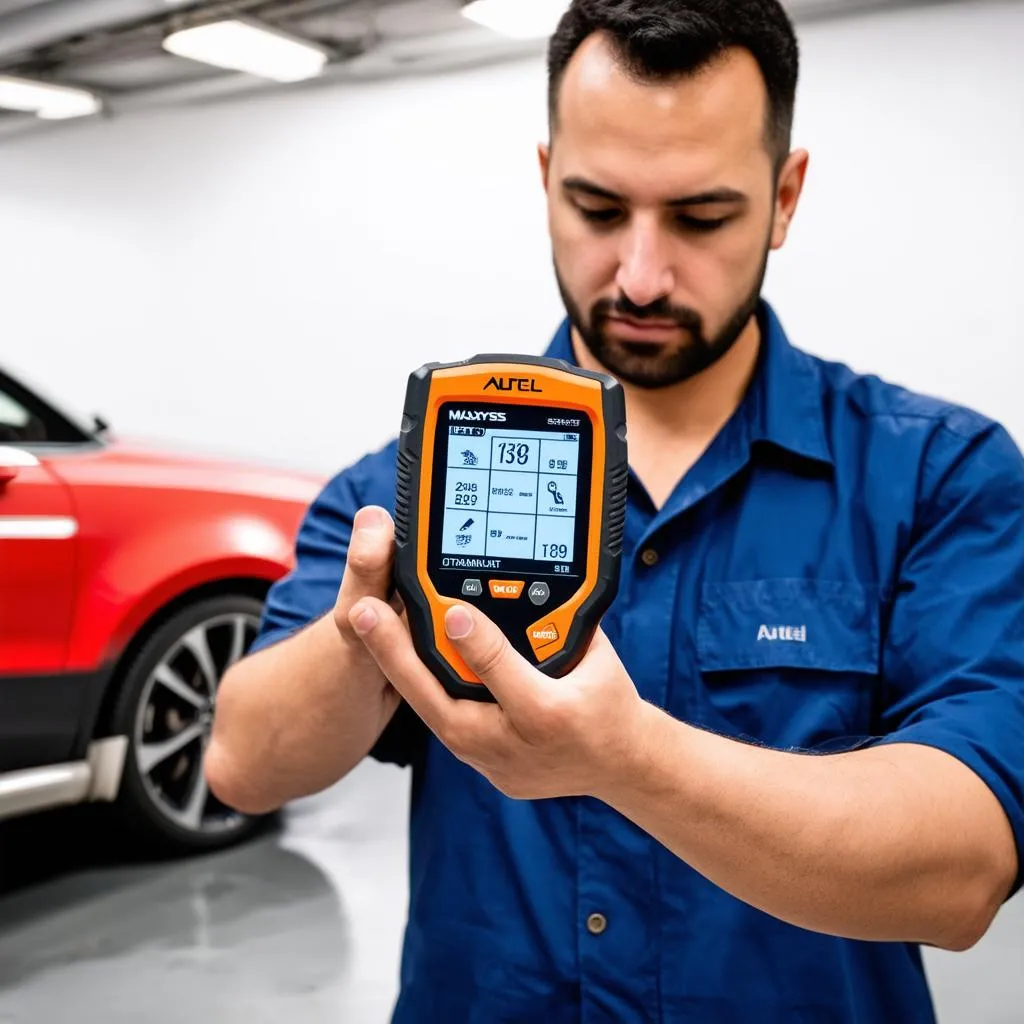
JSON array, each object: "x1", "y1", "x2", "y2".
[{"x1": 548, "y1": 481, "x2": 565, "y2": 506}]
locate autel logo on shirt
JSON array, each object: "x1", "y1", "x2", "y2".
[
  {"x1": 449, "y1": 410, "x2": 507, "y2": 423},
  {"x1": 757, "y1": 624, "x2": 807, "y2": 643}
]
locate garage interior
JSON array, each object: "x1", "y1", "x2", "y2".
[{"x1": 1, "y1": 0, "x2": 1022, "y2": 1021}]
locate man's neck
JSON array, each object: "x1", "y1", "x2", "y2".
[{"x1": 571, "y1": 317, "x2": 763, "y2": 508}]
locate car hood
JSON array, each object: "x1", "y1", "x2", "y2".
[{"x1": 48, "y1": 433, "x2": 328, "y2": 505}]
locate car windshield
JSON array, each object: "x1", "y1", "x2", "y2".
[{"x1": 0, "y1": 359, "x2": 102, "y2": 440}]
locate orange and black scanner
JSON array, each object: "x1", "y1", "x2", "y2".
[{"x1": 394, "y1": 355, "x2": 628, "y2": 701}]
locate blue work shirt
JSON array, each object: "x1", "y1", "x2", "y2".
[{"x1": 252, "y1": 301, "x2": 1024, "y2": 1024}]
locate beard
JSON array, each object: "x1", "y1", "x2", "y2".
[{"x1": 554, "y1": 248, "x2": 769, "y2": 390}]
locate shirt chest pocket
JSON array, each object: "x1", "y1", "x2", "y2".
[{"x1": 693, "y1": 579, "x2": 880, "y2": 750}]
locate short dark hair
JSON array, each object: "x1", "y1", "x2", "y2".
[{"x1": 548, "y1": 0, "x2": 800, "y2": 170}]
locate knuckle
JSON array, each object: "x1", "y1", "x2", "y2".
[
  {"x1": 439, "y1": 721, "x2": 466, "y2": 757},
  {"x1": 345, "y1": 541, "x2": 384, "y2": 579},
  {"x1": 474, "y1": 635, "x2": 510, "y2": 679},
  {"x1": 334, "y1": 613, "x2": 362, "y2": 647},
  {"x1": 441, "y1": 713, "x2": 489, "y2": 764}
]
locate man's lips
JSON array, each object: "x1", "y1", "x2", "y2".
[{"x1": 605, "y1": 315, "x2": 682, "y2": 341}]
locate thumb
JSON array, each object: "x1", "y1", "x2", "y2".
[
  {"x1": 444, "y1": 604, "x2": 540, "y2": 712},
  {"x1": 334, "y1": 506, "x2": 395, "y2": 642}
]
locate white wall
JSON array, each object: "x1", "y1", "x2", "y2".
[{"x1": 1, "y1": 0, "x2": 1022, "y2": 477}]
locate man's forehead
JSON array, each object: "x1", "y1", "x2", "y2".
[{"x1": 554, "y1": 33, "x2": 769, "y2": 166}]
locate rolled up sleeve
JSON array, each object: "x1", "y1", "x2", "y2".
[{"x1": 875, "y1": 420, "x2": 1024, "y2": 894}]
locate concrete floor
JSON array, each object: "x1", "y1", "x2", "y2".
[{"x1": 0, "y1": 760, "x2": 1021, "y2": 1024}]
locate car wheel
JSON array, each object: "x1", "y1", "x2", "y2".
[{"x1": 109, "y1": 594, "x2": 267, "y2": 855}]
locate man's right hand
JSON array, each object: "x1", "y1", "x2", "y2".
[
  {"x1": 334, "y1": 506, "x2": 398, "y2": 641},
  {"x1": 206, "y1": 504, "x2": 405, "y2": 814},
  {"x1": 332, "y1": 505, "x2": 405, "y2": 710}
]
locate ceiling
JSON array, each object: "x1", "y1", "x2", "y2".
[{"x1": 0, "y1": 0, "x2": 948, "y2": 140}]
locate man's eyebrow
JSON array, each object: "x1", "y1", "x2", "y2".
[
  {"x1": 562, "y1": 177, "x2": 623, "y2": 202},
  {"x1": 562, "y1": 177, "x2": 748, "y2": 207}
]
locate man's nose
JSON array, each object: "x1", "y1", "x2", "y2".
[{"x1": 615, "y1": 215, "x2": 676, "y2": 310}]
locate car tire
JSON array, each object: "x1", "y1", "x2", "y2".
[{"x1": 108, "y1": 594, "x2": 269, "y2": 855}]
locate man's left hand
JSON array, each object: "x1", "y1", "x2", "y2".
[{"x1": 348, "y1": 596, "x2": 645, "y2": 800}]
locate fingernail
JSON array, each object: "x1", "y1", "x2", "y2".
[
  {"x1": 352, "y1": 604, "x2": 379, "y2": 636},
  {"x1": 446, "y1": 606, "x2": 473, "y2": 640},
  {"x1": 354, "y1": 507, "x2": 385, "y2": 533}
]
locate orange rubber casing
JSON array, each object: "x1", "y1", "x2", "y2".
[{"x1": 393, "y1": 355, "x2": 627, "y2": 702}]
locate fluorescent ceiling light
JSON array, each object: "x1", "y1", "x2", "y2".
[
  {"x1": 163, "y1": 19, "x2": 329, "y2": 83},
  {"x1": 461, "y1": 0, "x2": 570, "y2": 40},
  {"x1": 0, "y1": 75, "x2": 101, "y2": 120}
]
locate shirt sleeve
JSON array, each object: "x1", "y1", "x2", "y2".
[
  {"x1": 249, "y1": 455, "x2": 427, "y2": 769},
  {"x1": 874, "y1": 418, "x2": 1024, "y2": 896}
]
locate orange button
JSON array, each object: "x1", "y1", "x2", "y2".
[
  {"x1": 489, "y1": 580, "x2": 525, "y2": 599},
  {"x1": 529, "y1": 621, "x2": 560, "y2": 651}
]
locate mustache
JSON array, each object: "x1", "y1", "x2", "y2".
[{"x1": 594, "y1": 295, "x2": 704, "y2": 333}]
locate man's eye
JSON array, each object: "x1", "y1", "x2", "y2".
[
  {"x1": 677, "y1": 215, "x2": 730, "y2": 233},
  {"x1": 577, "y1": 207, "x2": 622, "y2": 226}
]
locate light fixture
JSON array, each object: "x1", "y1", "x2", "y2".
[
  {"x1": 162, "y1": 19, "x2": 329, "y2": 83},
  {"x1": 0, "y1": 75, "x2": 101, "y2": 120},
  {"x1": 461, "y1": 0, "x2": 570, "y2": 40}
]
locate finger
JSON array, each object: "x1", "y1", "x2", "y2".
[
  {"x1": 349, "y1": 596, "x2": 461, "y2": 739},
  {"x1": 443, "y1": 603, "x2": 542, "y2": 715},
  {"x1": 334, "y1": 507, "x2": 395, "y2": 640},
  {"x1": 352, "y1": 598, "x2": 505, "y2": 759}
]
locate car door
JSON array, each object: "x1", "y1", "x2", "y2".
[{"x1": 0, "y1": 386, "x2": 78, "y2": 771}]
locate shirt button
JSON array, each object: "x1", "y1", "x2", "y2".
[
  {"x1": 586, "y1": 912, "x2": 608, "y2": 936},
  {"x1": 640, "y1": 548, "x2": 659, "y2": 568}
]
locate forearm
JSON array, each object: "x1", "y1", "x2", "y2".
[
  {"x1": 206, "y1": 613, "x2": 398, "y2": 814},
  {"x1": 595, "y1": 703, "x2": 1015, "y2": 950}
]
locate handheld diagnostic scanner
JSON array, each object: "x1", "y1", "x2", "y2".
[{"x1": 393, "y1": 355, "x2": 628, "y2": 701}]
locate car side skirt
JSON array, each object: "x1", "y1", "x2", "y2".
[{"x1": 0, "y1": 668, "x2": 113, "y2": 773}]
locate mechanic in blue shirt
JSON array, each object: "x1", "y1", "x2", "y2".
[{"x1": 206, "y1": 1, "x2": 1024, "y2": 1021}]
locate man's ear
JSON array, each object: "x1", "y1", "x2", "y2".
[
  {"x1": 770, "y1": 148, "x2": 809, "y2": 251},
  {"x1": 538, "y1": 142, "x2": 551, "y2": 192}
]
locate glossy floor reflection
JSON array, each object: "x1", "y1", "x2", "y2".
[
  {"x1": 0, "y1": 759, "x2": 1021, "y2": 1023},
  {"x1": 0, "y1": 760, "x2": 410, "y2": 1024}
]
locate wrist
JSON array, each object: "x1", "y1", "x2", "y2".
[{"x1": 588, "y1": 698, "x2": 669, "y2": 806}]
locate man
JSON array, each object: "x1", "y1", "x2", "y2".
[{"x1": 206, "y1": 1, "x2": 1024, "y2": 1021}]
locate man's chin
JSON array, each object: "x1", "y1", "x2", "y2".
[
  {"x1": 619, "y1": 340, "x2": 674, "y2": 359},
  {"x1": 603, "y1": 337, "x2": 688, "y2": 371},
  {"x1": 593, "y1": 349, "x2": 690, "y2": 389}
]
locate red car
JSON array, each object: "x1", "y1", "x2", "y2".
[{"x1": 0, "y1": 365, "x2": 325, "y2": 852}]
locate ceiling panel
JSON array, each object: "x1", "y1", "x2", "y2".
[
  {"x1": 0, "y1": 0, "x2": 53, "y2": 14},
  {"x1": 67, "y1": 52, "x2": 220, "y2": 91},
  {"x1": 0, "y1": 0, "x2": 958, "y2": 141}
]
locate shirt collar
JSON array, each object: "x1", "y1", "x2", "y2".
[{"x1": 543, "y1": 299, "x2": 833, "y2": 469}]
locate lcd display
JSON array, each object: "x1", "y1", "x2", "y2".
[
  {"x1": 428, "y1": 403, "x2": 593, "y2": 582},
  {"x1": 441, "y1": 425, "x2": 581, "y2": 562}
]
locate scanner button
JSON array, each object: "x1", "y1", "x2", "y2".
[
  {"x1": 462, "y1": 579, "x2": 484, "y2": 598},
  {"x1": 527, "y1": 582, "x2": 550, "y2": 606},
  {"x1": 529, "y1": 621, "x2": 560, "y2": 651},
  {"x1": 489, "y1": 580, "x2": 525, "y2": 599}
]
